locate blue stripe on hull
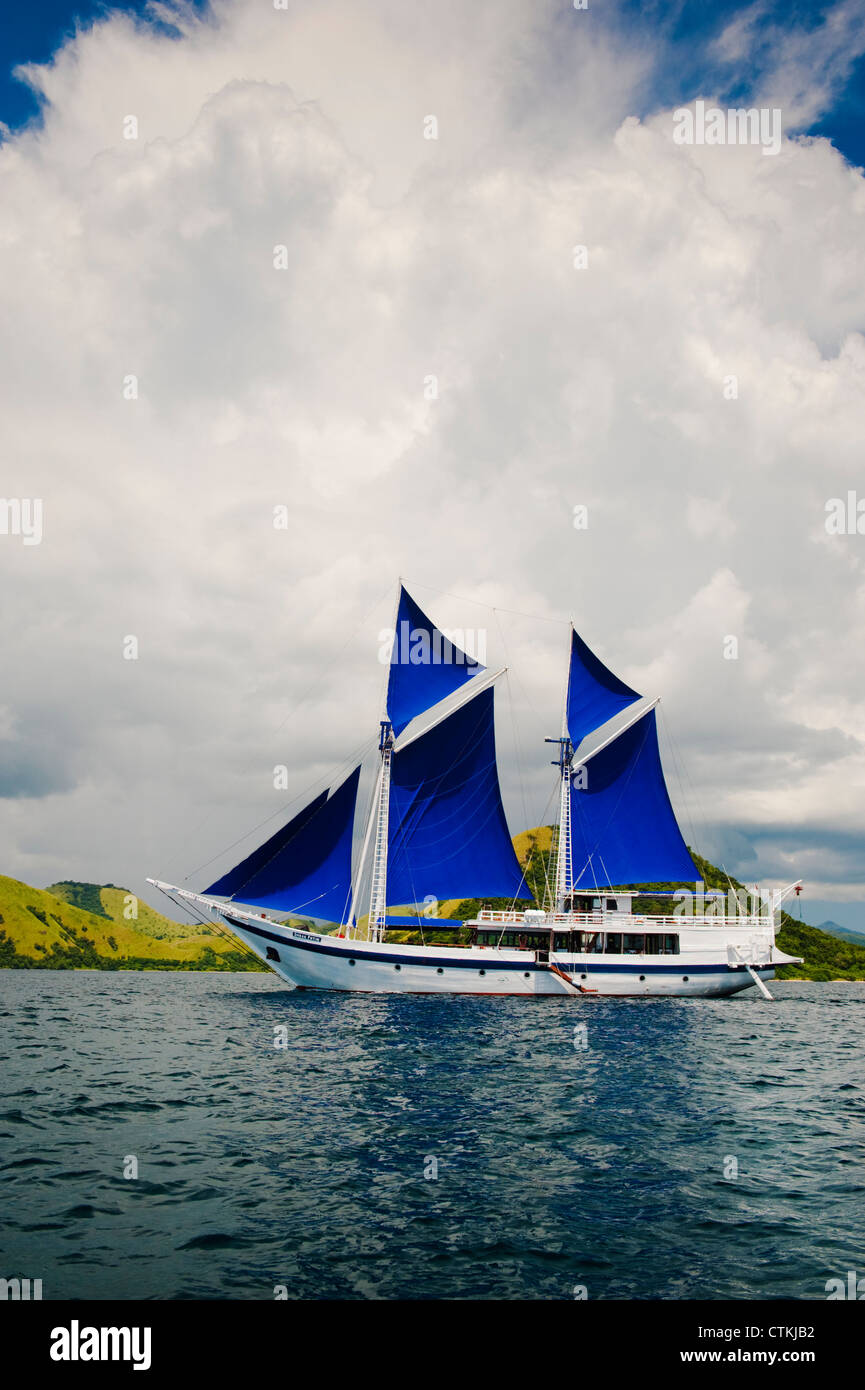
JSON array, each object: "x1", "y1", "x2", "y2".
[{"x1": 229, "y1": 917, "x2": 758, "y2": 977}]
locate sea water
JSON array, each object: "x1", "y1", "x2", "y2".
[{"x1": 1, "y1": 971, "x2": 863, "y2": 1300}]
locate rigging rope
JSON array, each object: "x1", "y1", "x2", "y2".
[{"x1": 180, "y1": 731, "x2": 376, "y2": 884}]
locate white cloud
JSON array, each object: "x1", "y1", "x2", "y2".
[
  {"x1": 1, "y1": 0, "x2": 864, "y2": 908},
  {"x1": 710, "y1": 0, "x2": 865, "y2": 133}
]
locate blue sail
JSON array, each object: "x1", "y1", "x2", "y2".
[
  {"x1": 206, "y1": 790, "x2": 328, "y2": 899},
  {"x1": 206, "y1": 768, "x2": 360, "y2": 922},
  {"x1": 566, "y1": 628, "x2": 641, "y2": 746},
  {"x1": 570, "y1": 709, "x2": 696, "y2": 887},
  {"x1": 387, "y1": 585, "x2": 484, "y2": 737},
  {"x1": 386, "y1": 685, "x2": 524, "y2": 906}
]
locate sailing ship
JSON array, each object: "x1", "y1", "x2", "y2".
[{"x1": 150, "y1": 584, "x2": 802, "y2": 997}]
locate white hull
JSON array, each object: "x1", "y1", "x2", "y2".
[{"x1": 220, "y1": 912, "x2": 782, "y2": 999}]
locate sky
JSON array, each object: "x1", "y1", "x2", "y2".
[{"x1": 1, "y1": 0, "x2": 864, "y2": 930}]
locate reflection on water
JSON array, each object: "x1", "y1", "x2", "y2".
[{"x1": 1, "y1": 971, "x2": 863, "y2": 1299}]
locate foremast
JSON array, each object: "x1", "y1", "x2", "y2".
[
  {"x1": 545, "y1": 619, "x2": 694, "y2": 905},
  {"x1": 551, "y1": 737, "x2": 574, "y2": 910},
  {"x1": 347, "y1": 581, "x2": 492, "y2": 942},
  {"x1": 367, "y1": 720, "x2": 394, "y2": 943}
]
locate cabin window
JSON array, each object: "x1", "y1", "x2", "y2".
[
  {"x1": 604, "y1": 933, "x2": 622, "y2": 954},
  {"x1": 266, "y1": 947, "x2": 280, "y2": 962},
  {"x1": 568, "y1": 895, "x2": 595, "y2": 914},
  {"x1": 622, "y1": 934, "x2": 645, "y2": 955},
  {"x1": 505, "y1": 932, "x2": 550, "y2": 950},
  {"x1": 479, "y1": 927, "x2": 573, "y2": 951},
  {"x1": 575, "y1": 931, "x2": 603, "y2": 953},
  {"x1": 606, "y1": 898, "x2": 617, "y2": 911},
  {"x1": 643, "y1": 934, "x2": 679, "y2": 954},
  {"x1": 482, "y1": 931, "x2": 513, "y2": 947}
]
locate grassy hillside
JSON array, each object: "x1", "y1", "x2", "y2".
[
  {"x1": 0, "y1": 877, "x2": 265, "y2": 971},
  {"x1": 47, "y1": 881, "x2": 213, "y2": 938},
  {"x1": 772, "y1": 916, "x2": 865, "y2": 982}
]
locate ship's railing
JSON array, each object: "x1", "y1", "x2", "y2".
[{"x1": 474, "y1": 909, "x2": 774, "y2": 929}]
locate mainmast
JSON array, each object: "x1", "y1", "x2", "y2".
[
  {"x1": 349, "y1": 579, "x2": 401, "y2": 944},
  {"x1": 546, "y1": 623, "x2": 574, "y2": 912},
  {"x1": 348, "y1": 581, "x2": 488, "y2": 942},
  {"x1": 364, "y1": 578, "x2": 406, "y2": 942}
]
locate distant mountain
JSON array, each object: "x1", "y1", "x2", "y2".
[
  {"x1": 0, "y1": 876, "x2": 265, "y2": 971},
  {"x1": 816, "y1": 919, "x2": 865, "y2": 950}
]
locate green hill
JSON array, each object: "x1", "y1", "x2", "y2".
[
  {"x1": 47, "y1": 881, "x2": 218, "y2": 939},
  {"x1": 0, "y1": 876, "x2": 265, "y2": 971},
  {"x1": 771, "y1": 916, "x2": 865, "y2": 982}
]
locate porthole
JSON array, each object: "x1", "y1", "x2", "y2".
[
  {"x1": 523, "y1": 972, "x2": 530, "y2": 979},
  {"x1": 479, "y1": 969, "x2": 486, "y2": 976},
  {"x1": 682, "y1": 976, "x2": 689, "y2": 983},
  {"x1": 639, "y1": 975, "x2": 645, "y2": 982},
  {"x1": 437, "y1": 967, "x2": 443, "y2": 974},
  {"x1": 394, "y1": 964, "x2": 401, "y2": 971},
  {"x1": 581, "y1": 973, "x2": 587, "y2": 980},
  {"x1": 349, "y1": 959, "x2": 356, "y2": 967}
]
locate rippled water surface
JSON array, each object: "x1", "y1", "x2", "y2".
[{"x1": 1, "y1": 971, "x2": 863, "y2": 1299}]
